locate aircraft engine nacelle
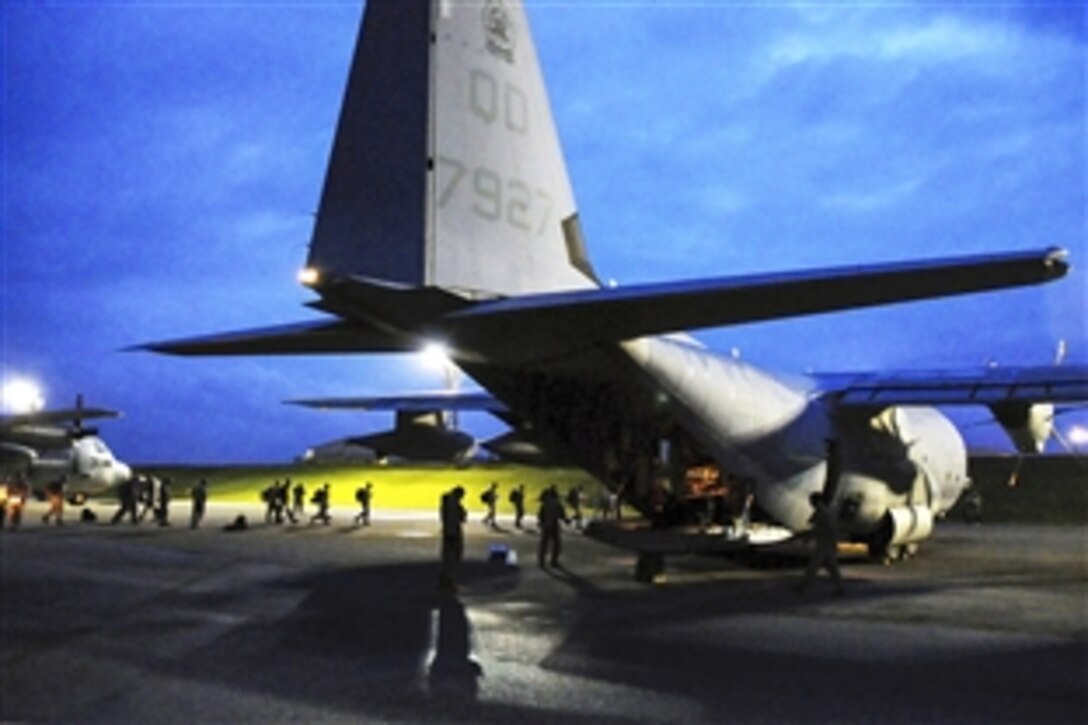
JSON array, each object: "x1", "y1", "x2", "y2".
[
  {"x1": 830, "y1": 406, "x2": 968, "y2": 562},
  {"x1": 353, "y1": 425, "x2": 476, "y2": 463},
  {"x1": 835, "y1": 470, "x2": 909, "y2": 531},
  {"x1": 885, "y1": 504, "x2": 935, "y2": 546},
  {"x1": 990, "y1": 402, "x2": 1054, "y2": 454}
]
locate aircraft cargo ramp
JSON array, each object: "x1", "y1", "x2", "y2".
[{"x1": 584, "y1": 519, "x2": 798, "y2": 581}]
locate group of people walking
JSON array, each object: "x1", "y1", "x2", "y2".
[
  {"x1": 10, "y1": 465, "x2": 848, "y2": 597},
  {"x1": 261, "y1": 478, "x2": 314, "y2": 524},
  {"x1": 479, "y1": 481, "x2": 590, "y2": 533},
  {"x1": 110, "y1": 474, "x2": 178, "y2": 527},
  {"x1": 110, "y1": 475, "x2": 206, "y2": 528},
  {"x1": 439, "y1": 480, "x2": 588, "y2": 590}
]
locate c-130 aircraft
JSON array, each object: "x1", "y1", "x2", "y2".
[{"x1": 146, "y1": 0, "x2": 1086, "y2": 561}]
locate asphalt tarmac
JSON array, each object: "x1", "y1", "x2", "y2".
[{"x1": 1, "y1": 501, "x2": 1084, "y2": 723}]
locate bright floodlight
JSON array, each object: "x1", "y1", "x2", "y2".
[
  {"x1": 420, "y1": 341, "x2": 450, "y2": 370},
  {"x1": 297, "y1": 266, "x2": 320, "y2": 287},
  {"x1": 2, "y1": 377, "x2": 45, "y2": 414},
  {"x1": 1068, "y1": 425, "x2": 1088, "y2": 447}
]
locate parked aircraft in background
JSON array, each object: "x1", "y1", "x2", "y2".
[
  {"x1": 1, "y1": 395, "x2": 132, "y2": 502},
  {"x1": 292, "y1": 392, "x2": 487, "y2": 463},
  {"x1": 292, "y1": 389, "x2": 561, "y2": 465},
  {"x1": 145, "y1": 0, "x2": 1086, "y2": 560}
]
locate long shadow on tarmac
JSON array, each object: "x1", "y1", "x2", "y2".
[
  {"x1": 535, "y1": 558, "x2": 1086, "y2": 723},
  {"x1": 148, "y1": 561, "x2": 633, "y2": 723}
]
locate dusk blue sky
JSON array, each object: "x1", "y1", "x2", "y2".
[{"x1": 2, "y1": 1, "x2": 1085, "y2": 464}]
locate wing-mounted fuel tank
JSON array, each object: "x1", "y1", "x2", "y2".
[
  {"x1": 990, "y1": 402, "x2": 1054, "y2": 454},
  {"x1": 349, "y1": 410, "x2": 476, "y2": 463}
]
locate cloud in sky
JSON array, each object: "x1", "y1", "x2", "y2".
[{"x1": 2, "y1": 0, "x2": 1084, "y2": 463}]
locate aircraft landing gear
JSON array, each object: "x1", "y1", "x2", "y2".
[{"x1": 868, "y1": 541, "x2": 919, "y2": 565}]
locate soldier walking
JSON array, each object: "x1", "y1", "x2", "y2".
[
  {"x1": 796, "y1": 491, "x2": 845, "y2": 595},
  {"x1": 354, "y1": 482, "x2": 373, "y2": 526},
  {"x1": 510, "y1": 484, "x2": 525, "y2": 529},
  {"x1": 439, "y1": 486, "x2": 467, "y2": 591},
  {"x1": 481, "y1": 482, "x2": 499, "y2": 530},
  {"x1": 190, "y1": 478, "x2": 208, "y2": 529},
  {"x1": 111, "y1": 476, "x2": 138, "y2": 525},
  {"x1": 538, "y1": 486, "x2": 570, "y2": 568},
  {"x1": 291, "y1": 479, "x2": 305, "y2": 518},
  {"x1": 310, "y1": 483, "x2": 332, "y2": 525}
]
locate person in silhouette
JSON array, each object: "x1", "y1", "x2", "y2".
[
  {"x1": 111, "y1": 476, "x2": 138, "y2": 525},
  {"x1": 190, "y1": 478, "x2": 208, "y2": 529},
  {"x1": 509, "y1": 484, "x2": 525, "y2": 529},
  {"x1": 566, "y1": 484, "x2": 584, "y2": 529},
  {"x1": 310, "y1": 483, "x2": 332, "y2": 525},
  {"x1": 135, "y1": 475, "x2": 155, "y2": 523},
  {"x1": 291, "y1": 479, "x2": 305, "y2": 518},
  {"x1": 481, "y1": 482, "x2": 499, "y2": 530},
  {"x1": 439, "y1": 486, "x2": 467, "y2": 590},
  {"x1": 796, "y1": 491, "x2": 844, "y2": 596},
  {"x1": 538, "y1": 486, "x2": 570, "y2": 568},
  {"x1": 354, "y1": 482, "x2": 373, "y2": 526},
  {"x1": 156, "y1": 477, "x2": 172, "y2": 526}
]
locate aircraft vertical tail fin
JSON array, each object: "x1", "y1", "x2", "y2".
[
  {"x1": 307, "y1": 0, "x2": 431, "y2": 287},
  {"x1": 306, "y1": 0, "x2": 597, "y2": 299}
]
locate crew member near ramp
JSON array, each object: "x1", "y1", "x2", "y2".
[
  {"x1": 538, "y1": 486, "x2": 570, "y2": 568},
  {"x1": 796, "y1": 491, "x2": 845, "y2": 596},
  {"x1": 439, "y1": 486, "x2": 467, "y2": 591}
]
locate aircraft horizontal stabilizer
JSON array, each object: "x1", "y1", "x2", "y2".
[
  {"x1": 137, "y1": 319, "x2": 415, "y2": 356},
  {"x1": 287, "y1": 390, "x2": 506, "y2": 413},
  {"x1": 818, "y1": 364, "x2": 1088, "y2": 407},
  {"x1": 446, "y1": 248, "x2": 1068, "y2": 358}
]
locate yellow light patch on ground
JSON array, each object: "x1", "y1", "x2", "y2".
[{"x1": 136, "y1": 462, "x2": 601, "y2": 513}]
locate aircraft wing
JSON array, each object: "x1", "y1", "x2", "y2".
[
  {"x1": 1, "y1": 407, "x2": 120, "y2": 430},
  {"x1": 814, "y1": 364, "x2": 1088, "y2": 407},
  {"x1": 143, "y1": 247, "x2": 1068, "y2": 362},
  {"x1": 287, "y1": 390, "x2": 507, "y2": 413},
  {"x1": 0, "y1": 441, "x2": 38, "y2": 466},
  {"x1": 445, "y1": 247, "x2": 1069, "y2": 360}
]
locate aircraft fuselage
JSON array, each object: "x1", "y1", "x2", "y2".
[
  {"x1": 630, "y1": 336, "x2": 969, "y2": 532},
  {"x1": 2, "y1": 435, "x2": 132, "y2": 501},
  {"x1": 461, "y1": 333, "x2": 968, "y2": 554}
]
